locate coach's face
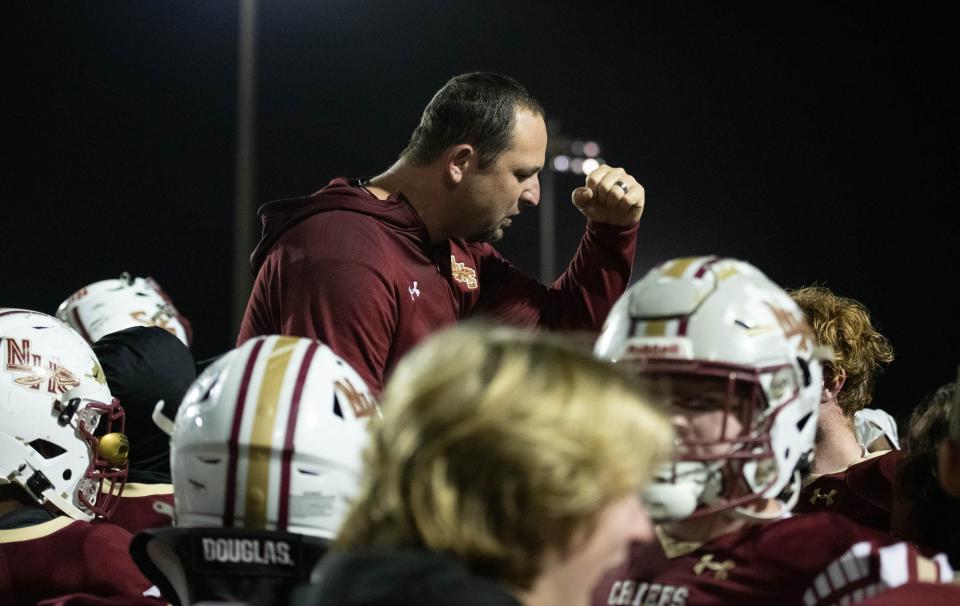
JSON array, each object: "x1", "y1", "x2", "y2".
[{"x1": 459, "y1": 109, "x2": 546, "y2": 243}]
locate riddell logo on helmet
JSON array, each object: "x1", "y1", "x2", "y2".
[
  {"x1": 624, "y1": 339, "x2": 692, "y2": 359},
  {"x1": 4, "y1": 338, "x2": 80, "y2": 394},
  {"x1": 627, "y1": 343, "x2": 683, "y2": 356}
]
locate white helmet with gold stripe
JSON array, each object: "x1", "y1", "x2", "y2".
[
  {"x1": 596, "y1": 256, "x2": 826, "y2": 523},
  {"x1": 171, "y1": 335, "x2": 379, "y2": 539}
]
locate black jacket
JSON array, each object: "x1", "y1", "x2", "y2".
[{"x1": 293, "y1": 549, "x2": 522, "y2": 606}]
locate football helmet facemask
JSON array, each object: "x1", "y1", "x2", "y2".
[
  {"x1": 595, "y1": 257, "x2": 826, "y2": 522},
  {"x1": 0, "y1": 309, "x2": 128, "y2": 521}
]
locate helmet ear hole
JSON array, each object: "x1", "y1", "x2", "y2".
[
  {"x1": 29, "y1": 438, "x2": 67, "y2": 459},
  {"x1": 63, "y1": 469, "x2": 72, "y2": 481},
  {"x1": 796, "y1": 357, "x2": 812, "y2": 387}
]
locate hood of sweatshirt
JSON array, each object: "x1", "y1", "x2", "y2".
[{"x1": 249, "y1": 178, "x2": 429, "y2": 275}]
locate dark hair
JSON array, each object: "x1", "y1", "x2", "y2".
[
  {"x1": 897, "y1": 382, "x2": 960, "y2": 564},
  {"x1": 400, "y1": 72, "x2": 544, "y2": 169}
]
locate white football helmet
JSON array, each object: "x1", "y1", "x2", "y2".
[
  {"x1": 595, "y1": 256, "x2": 825, "y2": 522},
  {"x1": 0, "y1": 309, "x2": 128, "y2": 521},
  {"x1": 172, "y1": 335, "x2": 379, "y2": 539},
  {"x1": 56, "y1": 272, "x2": 192, "y2": 347}
]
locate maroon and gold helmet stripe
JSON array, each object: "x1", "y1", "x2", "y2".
[
  {"x1": 243, "y1": 336, "x2": 299, "y2": 528},
  {"x1": 277, "y1": 340, "x2": 319, "y2": 531},
  {"x1": 223, "y1": 338, "x2": 266, "y2": 526}
]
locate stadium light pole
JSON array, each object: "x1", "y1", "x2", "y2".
[{"x1": 232, "y1": 0, "x2": 258, "y2": 337}]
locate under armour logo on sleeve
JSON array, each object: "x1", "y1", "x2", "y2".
[
  {"x1": 693, "y1": 554, "x2": 735, "y2": 580},
  {"x1": 408, "y1": 281, "x2": 421, "y2": 301}
]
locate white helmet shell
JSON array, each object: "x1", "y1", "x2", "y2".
[
  {"x1": 0, "y1": 309, "x2": 128, "y2": 521},
  {"x1": 56, "y1": 273, "x2": 191, "y2": 347},
  {"x1": 596, "y1": 256, "x2": 824, "y2": 520},
  {"x1": 172, "y1": 335, "x2": 379, "y2": 539}
]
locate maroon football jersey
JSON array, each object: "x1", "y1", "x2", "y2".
[
  {"x1": 592, "y1": 511, "x2": 952, "y2": 606},
  {"x1": 0, "y1": 516, "x2": 157, "y2": 606},
  {"x1": 97, "y1": 483, "x2": 174, "y2": 534},
  {"x1": 796, "y1": 451, "x2": 903, "y2": 531}
]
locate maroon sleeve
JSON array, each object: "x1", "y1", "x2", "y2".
[
  {"x1": 0, "y1": 521, "x2": 155, "y2": 605},
  {"x1": 99, "y1": 490, "x2": 174, "y2": 535},
  {"x1": 475, "y1": 220, "x2": 639, "y2": 331},
  {"x1": 238, "y1": 214, "x2": 397, "y2": 394}
]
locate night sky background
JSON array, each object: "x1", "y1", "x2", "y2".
[{"x1": 4, "y1": 2, "x2": 957, "y2": 426}]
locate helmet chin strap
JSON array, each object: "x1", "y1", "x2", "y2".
[
  {"x1": 729, "y1": 470, "x2": 801, "y2": 522},
  {"x1": 643, "y1": 460, "x2": 715, "y2": 523}
]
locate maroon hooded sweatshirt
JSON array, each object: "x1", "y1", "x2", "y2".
[{"x1": 237, "y1": 178, "x2": 639, "y2": 394}]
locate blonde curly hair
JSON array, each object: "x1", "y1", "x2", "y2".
[{"x1": 787, "y1": 286, "x2": 893, "y2": 417}]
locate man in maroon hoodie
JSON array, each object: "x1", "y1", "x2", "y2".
[{"x1": 238, "y1": 72, "x2": 647, "y2": 394}]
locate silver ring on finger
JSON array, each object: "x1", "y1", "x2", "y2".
[{"x1": 614, "y1": 180, "x2": 629, "y2": 194}]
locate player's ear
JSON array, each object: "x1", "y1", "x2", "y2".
[
  {"x1": 444, "y1": 144, "x2": 475, "y2": 185},
  {"x1": 821, "y1": 368, "x2": 846, "y2": 404}
]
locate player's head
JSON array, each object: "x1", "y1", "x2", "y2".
[
  {"x1": 171, "y1": 335, "x2": 378, "y2": 538},
  {"x1": 0, "y1": 309, "x2": 128, "y2": 521},
  {"x1": 945, "y1": 366, "x2": 960, "y2": 498},
  {"x1": 596, "y1": 256, "x2": 826, "y2": 523},
  {"x1": 92, "y1": 326, "x2": 196, "y2": 480},
  {"x1": 787, "y1": 285, "x2": 893, "y2": 417},
  {"x1": 400, "y1": 71, "x2": 545, "y2": 170},
  {"x1": 56, "y1": 272, "x2": 192, "y2": 347},
  {"x1": 336, "y1": 323, "x2": 672, "y2": 591},
  {"x1": 895, "y1": 380, "x2": 960, "y2": 564}
]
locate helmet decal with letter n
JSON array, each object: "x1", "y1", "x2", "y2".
[
  {"x1": 0, "y1": 308, "x2": 128, "y2": 521},
  {"x1": 171, "y1": 335, "x2": 380, "y2": 539},
  {"x1": 595, "y1": 256, "x2": 827, "y2": 523},
  {"x1": 56, "y1": 272, "x2": 192, "y2": 347}
]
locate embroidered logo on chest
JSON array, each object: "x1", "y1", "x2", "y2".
[
  {"x1": 450, "y1": 255, "x2": 479, "y2": 290},
  {"x1": 693, "y1": 554, "x2": 735, "y2": 580}
]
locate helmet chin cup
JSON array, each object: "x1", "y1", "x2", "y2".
[
  {"x1": 644, "y1": 483, "x2": 699, "y2": 523},
  {"x1": 643, "y1": 461, "x2": 715, "y2": 523}
]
